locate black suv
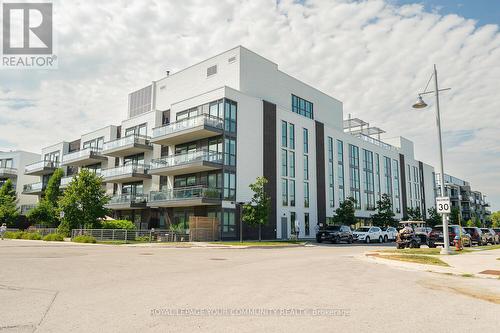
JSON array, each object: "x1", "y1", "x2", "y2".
[{"x1": 316, "y1": 225, "x2": 353, "y2": 244}]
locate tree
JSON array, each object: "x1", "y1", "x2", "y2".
[
  {"x1": 466, "y1": 218, "x2": 481, "y2": 228},
  {"x1": 242, "y1": 177, "x2": 271, "y2": 241},
  {"x1": 407, "y1": 207, "x2": 423, "y2": 221},
  {"x1": 0, "y1": 179, "x2": 19, "y2": 226},
  {"x1": 371, "y1": 194, "x2": 396, "y2": 227},
  {"x1": 332, "y1": 197, "x2": 356, "y2": 226},
  {"x1": 57, "y1": 169, "x2": 109, "y2": 236},
  {"x1": 449, "y1": 207, "x2": 461, "y2": 225},
  {"x1": 426, "y1": 207, "x2": 441, "y2": 227},
  {"x1": 27, "y1": 169, "x2": 64, "y2": 227},
  {"x1": 491, "y1": 211, "x2": 500, "y2": 228}
]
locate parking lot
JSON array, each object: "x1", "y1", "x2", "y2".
[{"x1": 1, "y1": 240, "x2": 499, "y2": 333}]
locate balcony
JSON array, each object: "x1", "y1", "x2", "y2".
[
  {"x1": 148, "y1": 186, "x2": 221, "y2": 208},
  {"x1": 24, "y1": 160, "x2": 59, "y2": 176},
  {"x1": 101, "y1": 164, "x2": 151, "y2": 183},
  {"x1": 22, "y1": 182, "x2": 45, "y2": 195},
  {"x1": 20, "y1": 204, "x2": 36, "y2": 215},
  {"x1": 61, "y1": 147, "x2": 107, "y2": 167},
  {"x1": 104, "y1": 193, "x2": 148, "y2": 210},
  {"x1": 149, "y1": 150, "x2": 223, "y2": 176},
  {"x1": 0, "y1": 167, "x2": 17, "y2": 179},
  {"x1": 151, "y1": 114, "x2": 224, "y2": 146},
  {"x1": 102, "y1": 135, "x2": 153, "y2": 157}
]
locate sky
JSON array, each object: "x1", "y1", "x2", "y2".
[{"x1": 0, "y1": 0, "x2": 499, "y2": 211}]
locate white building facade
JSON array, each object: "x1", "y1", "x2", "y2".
[{"x1": 23, "y1": 46, "x2": 442, "y2": 239}]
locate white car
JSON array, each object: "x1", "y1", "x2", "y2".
[
  {"x1": 381, "y1": 227, "x2": 398, "y2": 242},
  {"x1": 353, "y1": 226, "x2": 384, "y2": 243}
]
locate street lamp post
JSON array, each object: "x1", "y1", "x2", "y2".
[{"x1": 412, "y1": 64, "x2": 453, "y2": 254}]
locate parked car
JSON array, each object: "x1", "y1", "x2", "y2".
[
  {"x1": 380, "y1": 227, "x2": 397, "y2": 242},
  {"x1": 480, "y1": 228, "x2": 497, "y2": 245},
  {"x1": 316, "y1": 225, "x2": 353, "y2": 244},
  {"x1": 493, "y1": 229, "x2": 500, "y2": 242},
  {"x1": 353, "y1": 226, "x2": 384, "y2": 243},
  {"x1": 428, "y1": 225, "x2": 472, "y2": 248},
  {"x1": 488, "y1": 228, "x2": 499, "y2": 244},
  {"x1": 463, "y1": 227, "x2": 486, "y2": 246}
]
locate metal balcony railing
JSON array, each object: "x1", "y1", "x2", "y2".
[
  {"x1": 149, "y1": 186, "x2": 221, "y2": 203},
  {"x1": 24, "y1": 160, "x2": 58, "y2": 173},
  {"x1": 150, "y1": 150, "x2": 223, "y2": 170},
  {"x1": 101, "y1": 164, "x2": 149, "y2": 179},
  {"x1": 62, "y1": 147, "x2": 103, "y2": 163},
  {"x1": 107, "y1": 193, "x2": 148, "y2": 205},
  {"x1": 102, "y1": 135, "x2": 151, "y2": 151},
  {"x1": 152, "y1": 114, "x2": 223, "y2": 138}
]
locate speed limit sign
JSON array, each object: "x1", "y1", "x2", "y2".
[{"x1": 436, "y1": 197, "x2": 451, "y2": 214}]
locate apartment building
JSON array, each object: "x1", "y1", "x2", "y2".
[
  {"x1": 0, "y1": 150, "x2": 40, "y2": 214},
  {"x1": 435, "y1": 173, "x2": 491, "y2": 224},
  {"x1": 23, "y1": 46, "x2": 442, "y2": 239}
]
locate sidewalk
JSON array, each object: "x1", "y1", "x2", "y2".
[{"x1": 363, "y1": 248, "x2": 500, "y2": 279}]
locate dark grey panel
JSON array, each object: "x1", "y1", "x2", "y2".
[
  {"x1": 399, "y1": 154, "x2": 408, "y2": 218},
  {"x1": 315, "y1": 121, "x2": 326, "y2": 224}
]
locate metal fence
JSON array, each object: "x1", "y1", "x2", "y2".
[{"x1": 71, "y1": 229, "x2": 190, "y2": 243}]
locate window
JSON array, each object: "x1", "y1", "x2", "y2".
[
  {"x1": 281, "y1": 121, "x2": 287, "y2": 148},
  {"x1": 337, "y1": 140, "x2": 345, "y2": 202},
  {"x1": 281, "y1": 149, "x2": 288, "y2": 177},
  {"x1": 393, "y1": 160, "x2": 401, "y2": 213},
  {"x1": 363, "y1": 149, "x2": 375, "y2": 210},
  {"x1": 291, "y1": 94, "x2": 313, "y2": 119},
  {"x1": 83, "y1": 137, "x2": 104, "y2": 150},
  {"x1": 349, "y1": 144, "x2": 361, "y2": 209},
  {"x1": 290, "y1": 212, "x2": 296, "y2": 234},
  {"x1": 375, "y1": 153, "x2": 381, "y2": 201},
  {"x1": 125, "y1": 123, "x2": 147, "y2": 137},
  {"x1": 224, "y1": 138, "x2": 236, "y2": 166},
  {"x1": 224, "y1": 99, "x2": 237, "y2": 133},
  {"x1": 44, "y1": 151, "x2": 60, "y2": 163},
  {"x1": 281, "y1": 179, "x2": 288, "y2": 206},
  {"x1": 289, "y1": 123, "x2": 295, "y2": 149},
  {"x1": 304, "y1": 182, "x2": 309, "y2": 208},
  {"x1": 328, "y1": 137, "x2": 335, "y2": 207},
  {"x1": 128, "y1": 85, "x2": 152, "y2": 117},
  {"x1": 222, "y1": 210, "x2": 235, "y2": 237},
  {"x1": 174, "y1": 174, "x2": 197, "y2": 188},
  {"x1": 223, "y1": 172, "x2": 236, "y2": 200},
  {"x1": 303, "y1": 128, "x2": 309, "y2": 153},
  {"x1": 124, "y1": 153, "x2": 144, "y2": 166},
  {"x1": 289, "y1": 180, "x2": 295, "y2": 207},
  {"x1": 303, "y1": 155, "x2": 309, "y2": 180},
  {"x1": 209, "y1": 100, "x2": 224, "y2": 119},
  {"x1": 122, "y1": 181, "x2": 144, "y2": 195},
  {"x1": 304, "y1": 213, "x2": 310, "y2": 236},
  {"x1": 289, "y1": 151, "x2": 295, "y2": 178},
  {"x1": 207, "y1": 65, "x2": 217, "y2": 77}
]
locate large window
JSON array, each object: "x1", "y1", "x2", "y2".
[
  {"x1": 281, "y1": 121, "x2": 296, "y2": 207},
  {"x1": 337, "y1": 140, "x2": 345, "y2": 202},
  {"x1": 222, "y1": 210, "x2": 235, "y2": 237},
  {"x1": 281, "y1": 179, "x2": 288, "y2": 206},
  {"x1": 289, "y1": 123, "x2": 295, "y2": 149},
  {"x1": 224, "y1": 99, "x2": 237, "y2": 133},
  {"x1": 291, "y1": 94, "x2": 313, "y2": 119},
  {"x1": 384, "y1": 157, "x2": 392, "y2": 200},
  {"x1": 44, "y1": 151, "x2": 60, "y2": 163},
  {"x1": 303, "y1": 128, "x2": 309, "y2": 153},
  {"x1": 289, "y1": 151, "x2": 295, "y2": 178},
  {"x1": 224, "y1": 138, "x2": 236, "y2": 166},
  {"x1": 328, "y1": 137, "x2": 335, "y2": 207},
  {"x1": 209, "y1": 100, "x2": 224, "y2": 119},
  {"x1": 125, "y1": 123, "x2": 147, "y2": 137},
  {"x1": 393, "y1": 160, "x2": 401, "y2": 213},
  {"x1": 122, "y1": 181, "x2": 143, "y2": 195},
  {"x1": 375, "y1": 153, "x2": 381, "y2": 201},
  {"x1": 304, "y1": 182, "x2": 309, "y2": 208},
  {"x1": 223, "y1": 172, "x2": 236, "y2": 200},
  {"x1": 281, "y1": 149, "x2": 287, "y2": 177},
  {"x1": 349, "y1": 144, "x2": 361, "y2": 209},
  {"x1": 289, "y1": 180, "x2": 295, "y2": 207},
  {"x1": 281, "y1": 121, "x2": 287, "y2": 148},
  {"x1": 363, "y1": 149, "x2": 375, "y2": 210},
  {"x1": 304, "y1": 213, "x2": 310, "y2": 236},
  {"x1": 124, "y1": 153, "x2": 144, "y2": 166},
  {"x1": 83, "y1": 137, "x2": 104, "y2": 150}
]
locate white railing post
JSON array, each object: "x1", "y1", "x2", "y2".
[
  {"x1": 125, "y1": 230, "x2": 128, "y2": 244},
  {"x1": 112, "y1": 229, "x2": 115, "y2": 241}
]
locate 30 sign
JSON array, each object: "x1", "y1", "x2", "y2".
[{"x1": 436, "y1": 197, "x2": 451, "y2": 214}]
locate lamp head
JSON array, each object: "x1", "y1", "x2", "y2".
[{"x1": 412, "y1": 96, "x2": 428, "y2": 109}]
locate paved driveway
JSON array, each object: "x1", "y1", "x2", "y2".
[{"x1": 0, "y1": 240, "x2": 498, "y2": 332}]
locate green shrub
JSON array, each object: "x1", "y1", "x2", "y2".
[
  {"x1": 4, "y1": 231, "x2": 24, "y2": 239},
  {"x1": 135, "y1": 235, "x2": 151, "y2": 242},
  {"x1": 101, "y1": 219, "x2": 136, "y2": 230},
  {"x1": 73, "y1": 235, "x2": 96, "y2": 243},
  {"x1": 43, "y1": 233, "x2": 65, "y2": 241},
  {"x1": 21, "y1": 232, "x2": 42, "y2": 240}
]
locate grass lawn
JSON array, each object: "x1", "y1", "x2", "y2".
[
  {"x1": 473, "y1": 244, "x2": 500, "y2": 251},
  {"x1": 96, "y1": 240, "x2": 191, "y2": 246},
  {"x1": 380, "y1": 254, "x2": 449, "y2": 266},
  {"x1": 378, "y1": 248, "x2": 442, "y2": 255},
  {"x1": 210, "y1": 241, "x2": 305, "y2": 247}
]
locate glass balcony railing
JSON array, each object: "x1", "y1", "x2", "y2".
[
  {"x1": 150, "y1": 150, "x2": 223, "y2": 170},
  {"x1": 102, "y1": 135, "x2": 151, "y2": 152},
  {"x1": 107, "y1": 193, "x2": 148, "y2": 205},
  {"x1": 0, "y1": 167, "x2": 17, "y2": 175},
  {"x1": 23, "y1": 182, "x2": 45, "y2": 193},
  {"x1": 101, "y1": 164, "x2": 149, "y2": 179},
  {"x1": 60, "y1": 176, "x2": 73, "y2": 187},
  {"x1": 62, "y1": 147, "x2": 103, "y2": 164},
  {"x1": 149, "y1": 186, "x2": 221, "y2": 203},
  {"x1": 25, "y1": 160, "x2": 59, "y2": 173},
  {"x1": 152, "y1": 114, "x2": 223, "y2": 138}
]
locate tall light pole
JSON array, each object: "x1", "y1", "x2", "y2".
[{"x1": 412, "y1": 64, "x2": 452, "y2": 254}]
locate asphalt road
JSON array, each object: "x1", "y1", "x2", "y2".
[{"x1": 0, "y1": 240, "x2": 499, "y2": 333}]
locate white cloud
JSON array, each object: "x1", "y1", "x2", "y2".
[{"x1": 1, "y1": 0, "x2": 499, "y2": 210}]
